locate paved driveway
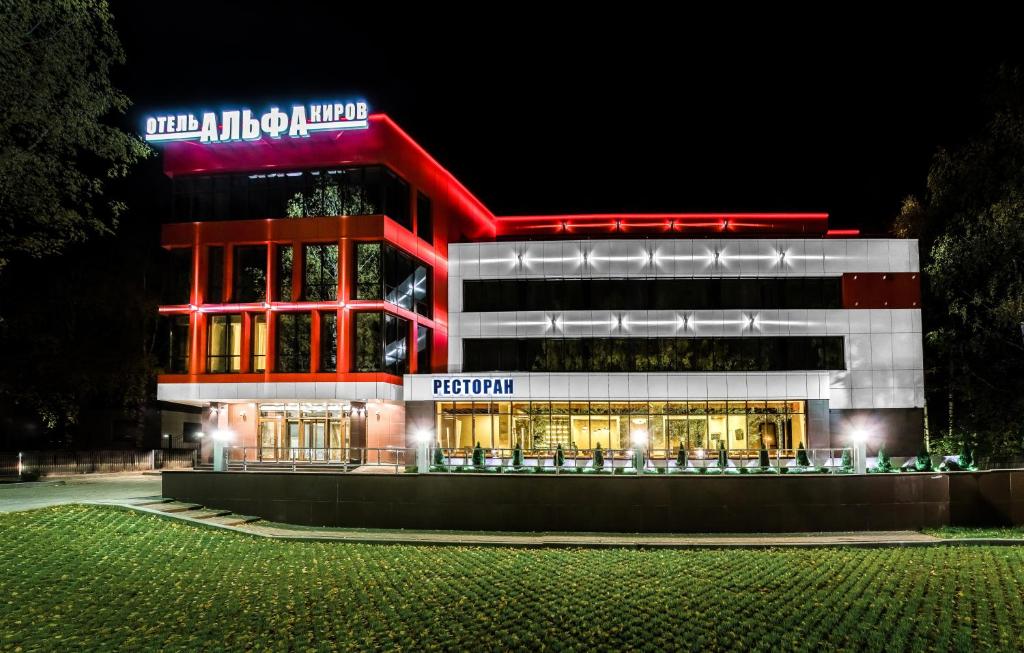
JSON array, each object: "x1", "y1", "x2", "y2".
[{"x1": 0, "y1": 473, "x2": 162, "y2": 513}]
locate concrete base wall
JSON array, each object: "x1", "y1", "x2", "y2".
[{"x1": 156, "y1": 470, "x2": 1021, "y2": 533}]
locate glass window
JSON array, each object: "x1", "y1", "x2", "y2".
[
  {"x1": 355, "y1": 242, "x2": 431, "y2": 316},
  {"x1": 383, "y1": 314, "x2": 408, "y2": 375},
  {"x1": 462, "y1": 278, "x2": 844, "y2": 311},
  {"x1": 207, "y1": 314, "x2": 241, "y2": 373},
  {"x1": 463, "y1": 337, "x2": 845, "y2": 373},
  {"x1": 206, "y1": 246, "x2": 224, "y2": 304},
  {"x1": 275, "y1": 312, "x2": 311, "y2": 372},
  {"x1": 320, "y1": 312, "x2": 337, "y2": 372},
  {"x1": 275, "y1": 245, "x2": 293, "y2": 301},
  {"x1": 416, "y1": 325, "x2": 431, "y2": 373},
  {"x1": 251, "y1": 314, "x2": 268, "y2": 372},
  {"x1": 416, "y1": 192, "x2": 433, "y2": 244},
  {"x1": 161, "y1": 247, "x2": 192, "y2": 305},
  {"x1": 157, "y1": 314, "x2": 190, "y2": 373},
  {"x1": 355, "y1": 243, "x2": 382, "y2": 300},
  {"x1": 232, "y1": 245, "x2": 267, "y2": 303},
  {"x1": 302, "y1": 244, "x2": 338, "y2": 301},
  {"x1": 353, "y1": 312, "x2": 382, "y2": 372}
]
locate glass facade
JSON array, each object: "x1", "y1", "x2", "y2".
[
  {"x1": 463, "y1": 278, "x2": 843, "y2": 312},
  {"x1": 172, "y1": 166, "x2": 411, "y2": 230},
  {"x1": 207, "y1": 314, "x2": 242, "y2": 373},
  {"x1": 232, "y1": 245, "x2": 267, "y2": 303},
  {"x1": 435, "y1": 401, "x2": 806, "y2": 455},
  {"x1": 354, "y1": 242, "x2": 430, "y2": 316},
  {"x1": 302, "y1": 244, "x2": 338, "y2": 301},
  {"x1": 257, "y1": 403, "x2": 350, "y2": 461},
  {"x1": 275, "y1": 312, "x2": 311, "y2": 372},
  {"x1": 353, "y1": 312, "x2": 408, "y2": 375},
  {"x1": 464, "y1": 337, "x2": 845, "y2": 372}
]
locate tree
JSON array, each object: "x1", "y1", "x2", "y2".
[
  {"x1": 511, "y1": 442, "x2": 524, "y2": 467},
  {"x1": 716, "y1": 441, "x2": 728, "y2": 468},
  {"x1": 759, "y1": 442, "x2": 771, "y2": 469},
  {"x1": 874, "y1": 447, "x2": 893, "y2": 473},
  {"x1": 472, "y1": 442, "x2": 485, "y2": 468},
  {"x1": 894, "y1": 66, "x2": 1024, "y2": 459},
  {"x1": 553, "y1": 443, "x2": 565, "y2": 468},
  {"x1": 676, "y1": 446, "x2": 688, "y2": 469},
  {"x1": 915, "y1": 447, "x2": 933, "y2": 472},
  {"x1": 0, "y1": 0, "x2": 149, "y2": 272},
  {"x1": 841, "y1": 448, "x2": 853, "y2": 472},
  {"x1": 593, "y1": 444, "x2": 605, "y2": 469}
]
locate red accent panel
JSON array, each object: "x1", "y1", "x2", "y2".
[
  {"x1": 494, "y1": 213, "x2": 830, "y2": 238},
  {"x1": 841, "y1": 272, "x2": 921, "y2": 309},
  {"x1": 826, "y1": 228, "x2": 860, "y2": 237}
]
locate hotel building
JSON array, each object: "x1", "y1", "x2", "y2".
[{"x1": 153, "y1": 105, "x2": 924, "y2": 463}]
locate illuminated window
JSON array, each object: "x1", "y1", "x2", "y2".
[
  {"x1": 251, "y1": 314, "x2": 268, "y2": 372},
  {"x1": 207, "y1": 314, "x2": 242, "y2": 373}
]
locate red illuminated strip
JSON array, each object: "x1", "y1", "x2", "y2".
[
  {"x1": 496, "y1": 213, "x2": 829, "y2": 222},
  {"x1": 826, "y1": 229, "x2": 861, "y2": 236}
]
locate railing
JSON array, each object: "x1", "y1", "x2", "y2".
[
  {"x1": 1, "y1": 448, "x2": 198, "y2": 477},
  {"x1": 214, "y1": 446, "x2": 856, "y2": 475},
  {"x1": 222, "y1": 447, "x2": 413, "y2": 473}
]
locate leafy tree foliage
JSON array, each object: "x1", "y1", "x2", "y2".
[
  {"x1": 0, "y1": 0, "x2": 149, "y2": 272},
  {"x1": 894, "y1": 66, "x2": 1024, "y2": 459}
]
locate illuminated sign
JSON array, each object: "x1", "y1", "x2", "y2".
[
  {"x1": 143, "y1": 101, "x2": 369, "y2": 144},
  {"x1": 433, "y1": 377, "x2": 515, "y2": 398}
]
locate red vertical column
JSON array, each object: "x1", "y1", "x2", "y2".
[
  {"x1": 408, "y1": 318, "x2": 418, "y2": 374},
  {"x1": 266, "y1": 310, "x2": 276, "y2": 374},
  {"x1": 339, "y1": 239, "x2": 352, "y2": 373},
  {"x1": 240, "y1": 313, "x2": 252, "y2": 374},
  {"x1": 265, "y1": 242, "x2": 275, "y2": 303},
  {"x1": 223, "y1": 245, "x2": 233, "y2": 304}
]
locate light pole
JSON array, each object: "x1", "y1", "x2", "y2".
[{"x1": 851, "y1": 429, "x2": 869, "y2": 474}]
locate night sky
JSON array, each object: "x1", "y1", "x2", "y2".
[{"x1": 111, "y1": 4, "x2": 1020, "y2": 231}]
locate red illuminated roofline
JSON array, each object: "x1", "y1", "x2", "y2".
[
  {"x1": 496, "y1": 213, "x2": 829, "y2": 222},
  {"x1": 372, "y1": 114, "x2": 495, "y2": 225}
]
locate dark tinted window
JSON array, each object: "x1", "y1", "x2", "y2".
[
  {"x1": 206, "y1": 246, "x2": 224, "y2": 303},
  {"x1": 463, "y1": 278, "x2": 843, "y2": 311},
  {"x1": 416, "y1": 325, "x2": 431, "y2": 373},
  {"x1": 355, "y1": 242, "x2": 431, "y2": 316},
  {"x1": 275, "y1": 245, "x2": 293, "y2": 301},
  {"x1": 160, "y1": 248, "x2": 192, "y2": 305},
  {"x1": 353, "y1": 312, "x2": 408, "y2": 375},
  {"x1": 232, "y1": 245, "x2": 267, "y2": 303},
  {"x1": 320, "y1": 312, "x2": 337, "y2": 372},
  {"x1": 156, "y1": 315, "x2": 190, "y2": 373},
  {"x1": 275, "y1": 312, "x2": 311, "y2": 372},
  {"x1": 302, "y1": 244, "x2": 338, "y2": 301},
  {"x1": 416, "y1": 192, "x2": 433, "y2": 244},
  {"x1": 172, "y1": 165, "x2": 411, "y2": 230},
  {"x1": 463, "y1": 337, "x2": 845, "y2": 372}
]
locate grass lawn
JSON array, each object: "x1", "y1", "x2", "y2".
[
  {"x1": 924, "y1": 525, "x2": 1024, "y2": 539},
  {"x1": 2, "y1": 506, "x2": 1023, "y2": 651}
]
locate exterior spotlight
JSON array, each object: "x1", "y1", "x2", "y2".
[
  {"x1": 195, "y1": 431, "x2": 205, "y2": 439},
  {"x1": 851, "y1": 429, "x2": 869, "y2": 444},
  {"x1": 632, "y1": 430, "x2": 649, "y2": 446}
]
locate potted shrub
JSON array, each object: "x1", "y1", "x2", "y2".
[
  {"x1": 472, "y1": 442, "x2": 486, "y2": 470},
  {"x1": 796, "y1": 443, "x2": 810, "y2": 467},
  {"x1": 914, "y1": 446, "x2": 933, "y2": 472},
  {"x1": 675, "y1": 446, "x2": 688, "y2": 472},
  {"x1": 593, "y1": 444, "x2": 605, "y2": 471},
  {"x1": 758, "y1": 442, "x2": 771, "y2": 470},
  {"x1": 716, "y1": 441, "x2": 728, "y2": 470},
  {"x1": 840, "y1": 447, "x2": 853, "y2": 473},
  {"x1": 871, "y1": 447, "x2": 893, "y2": 473},
  {"x1": 554, "y1": 443, "x2": 565, "y2": 469},
  {"x1": 511, "y1": 442, "x2": 526, "y2": 471}
]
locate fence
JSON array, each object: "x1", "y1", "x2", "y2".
[{"x1": 0, "y1": 449, "x2": 197, "y2": 477}]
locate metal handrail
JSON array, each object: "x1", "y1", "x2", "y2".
[{"x1": 216, "y1": 445, "x2": 855, "y2": 476}]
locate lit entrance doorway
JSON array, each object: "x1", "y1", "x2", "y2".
[{"x1": 257, "y1": 403, "x2": 351, "y2": 461}]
